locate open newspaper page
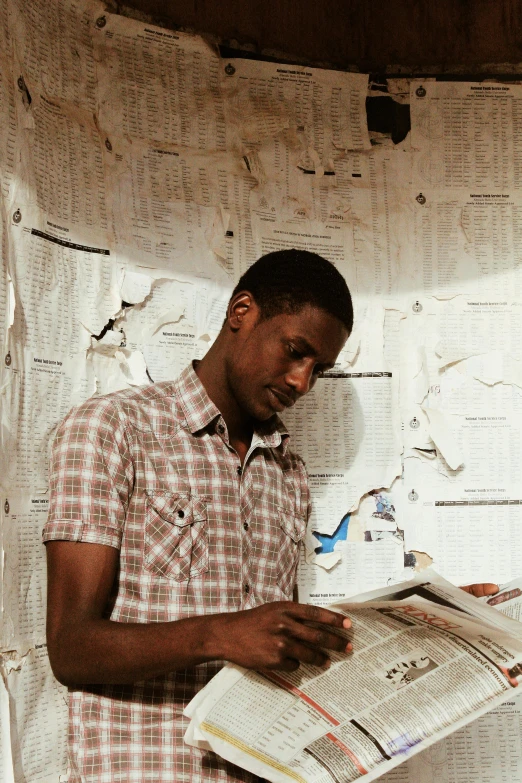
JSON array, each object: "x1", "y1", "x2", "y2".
[
  {"x1": 481, "y1": 577, "x2": 522, "y2": 623},
  {"x1": 349, "y1": 568, "x2": 522, "y2": 640},
  {"x1": 377, "y1": 571, "x2": 522, "y2": 783},
  {"x1": 184, "y1": 574, "x2": 522, "y2": 783}
]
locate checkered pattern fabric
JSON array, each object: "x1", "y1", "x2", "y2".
[{"x1": 44, "y1": 363, "x2": 310, "y2": 783}]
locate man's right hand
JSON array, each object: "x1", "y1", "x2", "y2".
[
  {"x1": 46, "y1": 541, "x2": 352, "y2": 685},
  {"x1": 208, "y1": 602, "x2": 352, "y2": 672}
]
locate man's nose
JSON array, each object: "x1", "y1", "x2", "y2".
[{"x1": 286, "y1": 362, "x2": 315, "y2": 396}]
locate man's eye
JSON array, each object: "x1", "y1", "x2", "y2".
[{"x1": 287, "y1": 344, "x2": 302, "y2": 359}]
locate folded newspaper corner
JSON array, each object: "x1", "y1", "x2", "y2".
[{"x1": 184, "y1": 569, "x2": 522, "y2": 783}]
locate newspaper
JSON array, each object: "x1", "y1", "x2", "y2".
[
  {"x1": 481, "y1": 577, "x2": 522, "y2": 623},
  {"x1": 379, "y1": 575, "x2": 522, "y2": 783},
  {"x1": 184, "y1": 571, "x2": 522, "y2": 783}
]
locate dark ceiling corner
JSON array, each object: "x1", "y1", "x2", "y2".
[{"x1": 120, "y1": 0, "x2": 522, "y2": 69}]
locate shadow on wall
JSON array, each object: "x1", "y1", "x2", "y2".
[{"x1": 282, "y1": 374, "x2": 365, "y2": 535}]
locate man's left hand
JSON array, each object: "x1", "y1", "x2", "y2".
[{"x1": 460, "y1": 583, "x2": 499, "y2": 598}]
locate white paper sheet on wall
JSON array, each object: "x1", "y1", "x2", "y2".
[
  {"x1": 0, "y1": 498, "x2": 6, "y2": 654},
  {"x1": 109, "y1": 139, "x2": 253, "y2": 276},
  {"x1": 253, "y1": 215, "x2": 355, "y2": 278},
  {"x1": 247, "y1": 145, "x2": 413, "y2": 301},
  {"x1": 0, "y1": 213, "x2": 10, "y2": 365},
  {"x1": 0, "y1": 0, "x2": 11, "y2": 56},
  {"x1": 434, "y1": 298, "x2": 522, "y2": 368},
  {"x1": 297, "y1": 538, "x2": 405, "y2": 606},
  {"x1": 412, "y1": 189, "x2": 522, "y2": 298},
  {"x1": 1, "y1": 493, "x2": 50, "y2": 648},
  {"x1": 399, "y1": 297, "x2": 522, "y2": 469},
  {"x1": 14, "y1": 95, "x2": 112, "y2": 231},
  {"x1": 283, "y1": 367, "x2": 401, "y2": 535},
  {"x1": 121, "y1": 273, "x2": 230, "y2": 383},
  {"x1": 9, "y1": 0, "x2": 103, "y2": 110},
  {"x1": 94, "y1": 13, "x2": 230, "y2": 151},
  {"x1": 7, "y1": 209, "x2": 122, "y2": 355},
  {"x1": 0, "y1": 54, "x2": 19, "y2": 200},
  {"x1": 0, "y1": 347, "x2": 94, "y2": 492},
  {"x1": 4, "y1": 646, "x2": 68, "y2": 783},
  {"x1": 123, "y1": 277, "x2": 200, "y2": 382},
  {"x1": 432, "y1": 363, "x2": 522, "y2": 417},
  {"x1": 413, "y1": 395, "x2": 522, "y2": 487},
  {"x1": 410, "y1": 81, "x2": 522, "y2": 300},
  {"x1": 108, "y1": 135, "x2": 397, "y2": 285},
  {"x1": 352, "y1": 149, "x2": 414, "y2": 301},
  {"x1": 88, "y1": 346, "x2": 140, "y2": 396},
  {"x1": 0, "y1": 672, "x2": 13, "y2": 783},
  {"x1": 221, "y1": 57, "x2": 371, "y2": 162},
  {"x1": 400, "y1": 456, "x2": 522, "y2": 585},
  {"x1": 394, "y1": 291, "x2": 522, "y2": 588},
  {"x1": 410, "y1": 81, "x2": 522, "y2": 191},
  {"x1": 247, "y1": 142, "x2": 365, "y2": 225}
]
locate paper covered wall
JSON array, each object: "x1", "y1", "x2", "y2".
[{"x1": 0, "y1": 1, "x2": 522, "y2": 780}]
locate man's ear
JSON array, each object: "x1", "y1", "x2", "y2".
[{"x1": 227, "y1": 291, "x2": 258, "y2": 331}]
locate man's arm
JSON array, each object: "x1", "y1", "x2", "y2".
[
  {"x1": 460, "y1": 583, "x2": 499, "y2": 597},
  {"x1": 46, "y1": 541, "x2": 352, "y2": 686}
]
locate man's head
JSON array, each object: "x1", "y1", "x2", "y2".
[
  {"x1": 230, "y1": 249, "x2": 353, "y2": 334},
  {"x1": 220, "y1": 249, "x2": 352, "y2": 422}
]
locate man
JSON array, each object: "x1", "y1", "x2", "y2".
[
  {"x1": 44, "y1": 249, "x2": 496, "y2": 783},
  {"x1": 45, "y1": 249, "x2": 354, "y2": 782}
]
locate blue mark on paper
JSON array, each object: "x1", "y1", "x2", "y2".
[
  {"x1": 389, "y1": 732, "x2": 422, "y2": 756},
  {"x1": 313, "y1": 513, "x2": 350, "y2": 554}
]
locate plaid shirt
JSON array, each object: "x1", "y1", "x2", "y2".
[{"x1": 44, "y1": 363, "x2": 310, "y2": 783}]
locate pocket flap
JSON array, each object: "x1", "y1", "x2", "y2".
[
  {"x1": 146, "y1": 492, "x2": 207, "y2": 527},
  {"x1": 279, "y1": 506, "x2": 307, "y2": 543}
]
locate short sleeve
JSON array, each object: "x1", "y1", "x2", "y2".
[{"x1": 43, "y1": 396, "x2": 134, "y2": 549}]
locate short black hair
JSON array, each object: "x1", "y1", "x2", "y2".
[{"x1": 231, "y1": 249, "x2": 353, "y2": 333}]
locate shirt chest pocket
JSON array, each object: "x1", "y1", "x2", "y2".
[
  {"x1": 279, "y1": 508, "x2": 307, "y2": 544},
  {"x1": 144, "y1": 492, "x2": 209, "y2": 581},
  {"x1": 274, "y1": 506, "x2": 307, "y2": 596}
]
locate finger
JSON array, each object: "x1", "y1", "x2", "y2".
[
  {"x1": 285, "y1": 618, "x2": 352, "y2": 654},
  {"x1": 460, "y1": 583, "x2": 499, "y2": 598},
  {"x1": 286, "y1": 642, "x2": 331, "y2": 668},
  {"x1": 275, "y1": 658, "x2": 301, "y2": 673},
  {"x1": 288, "y1": 602, "x2": 352, "y2": 630}
]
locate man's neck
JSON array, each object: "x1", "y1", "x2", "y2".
[{"x1": 195, "y1": 348, "x2": 254, "y2": 457}]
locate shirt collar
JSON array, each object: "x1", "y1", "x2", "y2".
[
  {"x1": 253, "y1": 416, "x2": 290, "y2": 454},
  {"x1": 174, "y1": 363, "x2": 222, "y2": 434},
  {"x1": 174, "y1": 362, "x2": 290, "y2": 454}
]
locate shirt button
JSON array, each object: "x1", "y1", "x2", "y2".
[
  {"x1": 237, "y1": 466, "x2": 242, "y2": 476},
  {"x1": 243, "y1": 522, "x2": 249, "y2": 531},
  {"x1": 177, "y1": 509, "x2": 184, "y2": 518},
  {"x1": 217, "y1": 424, "x2": 225, "y2": 434},
  {"x1": 244, "y1": 583, "x2": 250, "y2": 594}
]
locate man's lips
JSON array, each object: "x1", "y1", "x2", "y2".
[{"x1": 268, "y1": 388, "x2": 296, "y2": 410}]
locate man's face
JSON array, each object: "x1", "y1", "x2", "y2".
[{"x1": 225, "y1": 302, "x2": 349, "y2": 421}]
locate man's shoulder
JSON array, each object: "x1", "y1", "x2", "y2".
[
  {"x1": 271, "y1": 439, "x2": 309, "y2": 480},
  {"x1": 101, "y1": 379, "x2": 179, "y2": 408},
  {"x1": 61, "y1": 380, "x2": 184, "y2": 434},
  {"x1": 283, "y1": 448, "x2": 309, "y2": 474}
]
